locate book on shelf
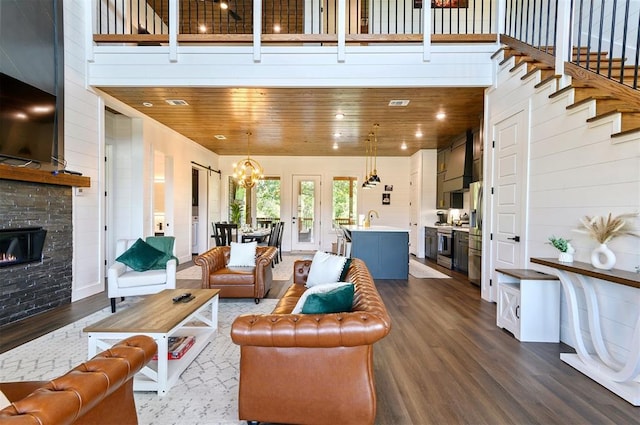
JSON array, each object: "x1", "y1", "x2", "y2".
[{"x1": 153, "y1": 336, "x2": 196, "y2": 360}]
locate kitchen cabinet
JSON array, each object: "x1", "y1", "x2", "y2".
[
  {"x1": 437, "y1": 149, "x2": 449, "y2": 173},
  {"x1": 453, "y1": 230, "x2": 468, "y2": 273},
  {"x1": 424, "y1": 227, "x2": 438, "y2": 261},
  {"x1": 436, "y1": 128, "x2": 475, "y2": 208},
  {"x1": 472, "y1": 127, "x2": 483, "y2": 182},
  {"x1": 496, "y1": 269, "x2": 560, "y2": 342}
]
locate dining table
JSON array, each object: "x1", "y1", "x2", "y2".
[{"x1": 240, "y1": 228, "x2": 271, "y2": 243}]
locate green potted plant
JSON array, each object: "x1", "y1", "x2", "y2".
[
  {"x1": 548, "y1": 235, "x2": 574, "y2": 263},
  {"x1": 230, "y1": 200, "x2": 243, "y2": 225}
]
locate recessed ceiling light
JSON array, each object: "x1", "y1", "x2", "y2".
[
  {"x1": 32, "y1": 105, "x2": 54, "y2": 113},
  {"x1": 333, "y1": 142, "x2": 339, "y2": 150},
  {"x1": 333, "y1": 132, "x2": 341, "y2": 138},
  {"x1": 436, "y1": 112, "x2": 446, "y2": 120},
  {"x1": 389, "y1": 100, "x2": 410, "y2": 107},
  {"x1": 415, "y1": 130, "x2": 423, "y2": 138},
  {"x1": 335, "y1": 113, "x2": 344, "y2": 120},
  {"x1": 273, "y1": 24, "x2": 281, "y2": 33},
  {"x1": 199, "y1": 25, "x2": 207, "y2": 33},
  {"x1": 142, "y1": 102, "x2": 153, "y2": 107},
  {"x1": 214, "y1": 135, "x2": 226, "y2": 140},
  {"x1": 401, "y1": 142, "x2": 407, "y2": 150},
  {"x1": 165, "y1": 99, "x2": 189, "y2": 106}
]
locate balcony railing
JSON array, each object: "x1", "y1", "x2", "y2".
[
  {"x1": 94, "y1": 0, "x2": 497, "y2": 44},
  {"x1": 504, "y1": 0, "x2": 639, "y2": 90}
]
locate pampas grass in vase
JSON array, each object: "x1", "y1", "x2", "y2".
[{"x1": 575, "y1": 212, "x2": 639, "y2": 270}]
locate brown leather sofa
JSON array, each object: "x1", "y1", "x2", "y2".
[
  {"x1": 231, "y1": 257, "x2": 391, "y2": 425},
  {"x1": 194, "y1": 245, "x2": 277, "y2": 303},
  {"x1": 0, "y1": 335, "x2": 156, "y2": 425}
]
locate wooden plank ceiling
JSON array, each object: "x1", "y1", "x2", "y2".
[{"x1": 99, "y1": 86, "x2": 485, "y2": 156}]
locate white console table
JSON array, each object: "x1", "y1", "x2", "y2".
[{"x1": 530, "y1": 258, "x2": 640, "y2": 406}]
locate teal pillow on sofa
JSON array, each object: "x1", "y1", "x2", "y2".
[
  {"x1": 116, "y1": 238, "x2": 166, "y2": 272},
  {"x1": 301, "y1": 283, "x2": 355, "y2": 314}
]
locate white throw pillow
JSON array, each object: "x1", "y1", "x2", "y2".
[
  {"x1": 292, "y1": 282, "x2": 351, "y2": 314},
  {"x1": 306, "y1": 251, "x2": 348, "y2": 288},
  {"x1": 0, "y1": 389, "x2": 11, "y2": 410},
  {"x1": 227, "y1": 241, "x2": 257, "y2": 267}
]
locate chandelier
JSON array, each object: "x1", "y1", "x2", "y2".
[{"x1": 232, "y1": 131, "x2": 264, "y2": 189}]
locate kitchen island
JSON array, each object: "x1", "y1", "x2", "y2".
[{"x1": 342, "y1": 225, "x2": 409, "y2": 279}]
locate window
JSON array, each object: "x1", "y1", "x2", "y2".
[
  {"x1": 332, "y1": 177, "x2": 358, "y2": 226},
  {"x1": 255, "y1": 177, "x2": 281, "y2": 227},
  {"x1": 228, "y1": 177, "x2": 245, "y2": 225}
]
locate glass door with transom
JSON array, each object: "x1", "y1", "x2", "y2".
[{"x1": 292, "y1": 175, "x2": 321, "y2": 251}]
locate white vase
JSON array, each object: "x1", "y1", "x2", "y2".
[
  {"x1": 591, "y1": 244, "x2": 616, "y2": 270},
  {"x1": 558, "y1": 252, "x2": 573, "y2": 263}
]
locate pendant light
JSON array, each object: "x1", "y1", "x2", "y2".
[
  {"x1": 368, "y1": 123, "x2": 381, "y2": 186},
  {"x1": 362, "y1": 138, "x2": 372, "y2": 189},
  {"x1": 232, "y1": 131, "x2": 264, "y2": 188}
]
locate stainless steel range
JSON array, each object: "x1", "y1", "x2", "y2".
[{"x1": 436, "y1": 226, "x2": 453, "y2": 269}]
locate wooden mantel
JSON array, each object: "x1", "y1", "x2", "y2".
[{"x1": 0, "y1": 164, "x2": 90, "y2": 187}]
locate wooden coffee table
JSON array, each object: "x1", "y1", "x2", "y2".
[{"x1": 83, "y1": 288, "x2": 220, "y2": 395}]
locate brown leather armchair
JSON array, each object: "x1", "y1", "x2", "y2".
[
  {"x1": 194, "y1": 245, "x2": 277, "y2": 303},
  {"x1": 231, "y1": 258, "x2": 391, "y2": 425},
  {"x1": 0, "y1": 335, "x2": 156, "y2": 425}
]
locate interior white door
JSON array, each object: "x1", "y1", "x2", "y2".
[
  {"x1": 409, "y1": 171, "x2": 419, "y2": 256},
  {"x1": 490, "y1": 109, "x2": 528, "y2": 290},
  {"x1": 292, "y1": 175, "x2": 321, "y2": 252},
  {"x1": 207, "y1": 170, "x2": 220, "y2": 250}
]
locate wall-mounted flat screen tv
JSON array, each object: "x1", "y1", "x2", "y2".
[{"x1": 0, "y1": 73, "x2": 56, "y2": 166}]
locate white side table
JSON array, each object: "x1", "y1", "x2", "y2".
[{"x1": 496, "y1": 268, "x2": 560, "y2": 342}]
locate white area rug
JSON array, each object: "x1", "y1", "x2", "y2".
[
  {"x1": 409, "y1": 259, "x2": 451, "y2": 279},
  {"x1": 0, "y1": 297, "x2": 279, "y2": 425}
]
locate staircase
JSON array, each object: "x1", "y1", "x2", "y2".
[{"x1": 495, "y1": 36, "x2": 640, "y2": 140}]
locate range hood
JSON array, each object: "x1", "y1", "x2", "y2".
[{"x1": 443, "y1": 129, "x2": 473, "y2": 192}]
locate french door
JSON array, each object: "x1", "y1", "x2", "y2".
[{"x1": 292, "y1": 175, "x2": 321, "y2": 252}]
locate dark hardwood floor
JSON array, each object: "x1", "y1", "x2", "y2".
[{"x1": 1, "y1": 256, "x2": 638, "y2": 423}]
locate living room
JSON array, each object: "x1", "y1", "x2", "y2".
[{"x1": 1, "y1": 0, "x2": 639, "y2": 423}]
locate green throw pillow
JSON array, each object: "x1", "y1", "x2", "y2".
[
  {"x1": 116, "y1": 238, "x2": 166, "y2": 272},
  {"x1": 301, "y1": 283, "x2": 354, "y2": 314},
  {"x1": 146, "y1": 236, "x2": 178, "y2": 269}
]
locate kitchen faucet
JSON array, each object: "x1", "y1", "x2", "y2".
[{"x1": 363, "y1": 210, "x2": 379, "y2": 228}]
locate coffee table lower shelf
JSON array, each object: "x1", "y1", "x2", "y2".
[{"x1": 85, "y1": 291, "x2": 219, "y2": 396}]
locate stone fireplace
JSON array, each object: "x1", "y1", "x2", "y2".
[{"x1": 0, "y1": 179, "x2": 73, "y2": 326}]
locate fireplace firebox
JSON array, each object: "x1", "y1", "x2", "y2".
[{"x1": 0, "y1": 227, "x2": 47, "y2": 268}]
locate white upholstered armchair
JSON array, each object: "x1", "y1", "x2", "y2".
[{"x1": 107, "y1": 237, "x2": 177, "y2": 312}]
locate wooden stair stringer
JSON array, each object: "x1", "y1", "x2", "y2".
[{"x1": 499, "y1": 35, "x2": 640, "y2": 139}]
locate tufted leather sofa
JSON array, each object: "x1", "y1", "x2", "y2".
[
  {"x1": 194, "y1": 245, "x2": 277, "y2": 303},
  {"x1": 231, "y1": 257, "x2": 391, "y2": 425},
  {"x1": 0, "y1": 335, "x2": 156, "y2": 425}
]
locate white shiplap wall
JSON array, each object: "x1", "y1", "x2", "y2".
[
  {"x1": 486, "y1": 49, "x2": 640, "y2": 361},
  {"x1": 64, "y1": 0, "x2": 104, "y2": 301}
]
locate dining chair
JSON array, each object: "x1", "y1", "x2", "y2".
[
  {"x1": 215, "y1": 223, "x2": 238, "y2": 245},
  {"x1": 267, "y1": 222, "x2": 281, "y2": 264},
  {"x1": 275, "y1": 221, "x2": 284, "y2": 262}
]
